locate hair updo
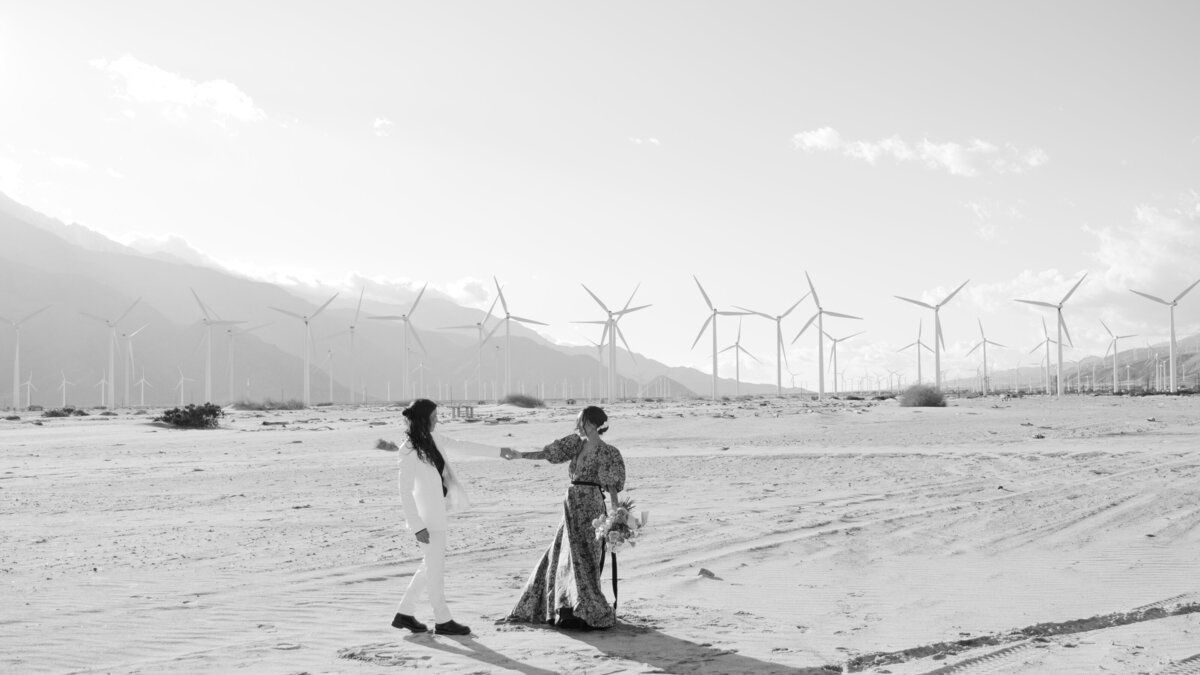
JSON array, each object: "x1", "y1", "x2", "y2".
[{"x1": 578, "y1": 405, "x2": 609, "y2": 436}]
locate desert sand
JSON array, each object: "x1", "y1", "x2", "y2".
[{"x1": 3, "y1": 394, "x2": 1198, "y2": 674}]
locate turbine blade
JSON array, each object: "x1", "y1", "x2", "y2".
[
  {"x1": 269, "y1": 306, "x2": 306, "y2": 320},
  {"x1": 370, "y1": 315, "x2": 406, "y2": 320},
  {"x1": 615, "y1": 325, "x2": 636, "y2": 363},
  {"x1": 1100, "y1": 319, "x2": 1113, "y2": 337},
  {"x1": 1014, "y1": 299, "x2": 1058, "y2": 309},
  {"x1": 190, "y1": 288, "x2": 212, "y2": 321},
  {"x1": 895, "y1": 295, "x2": 935, "y2": 310},
  {"x1": 408, "y1": 283, "x2": 429, "y2": 317},
  {"x1": 440, "y1": 325, "x2": 479, "y2": 330},
  {"x1": 1060, "y1": 273, "x2": 1087, "y2": 304},
  {"x1": 792, "y1": 312, "x2": 818, "y2": 344},
  {"x1": 620, "y1": 283, "x2": 641, "y2": 313},
  {"x1": 13, "y1": 305, "x2": 51, "y2": 326},
  {"x1": 805, "y1": 271, "x2": 820, "y2": 307},
  {"x1": 311, "y1": 293, "x2": 339, "y2": 319},
  {"x1": 1174, "y1": 278, "x2": 1200, "y2": 303},
  {"x1": 940, "y1": 279, "x2": 970, "y2": 306},
  {"x1": 510, "y1": 315, "x2": 548, "y2": 326},
  {"x1": 353, "y1": 286, "x2": 365, "y2": 324},
  {"x1": 581, "y1": 284, "x2": 610, "y2": 313},
  {"x1": 781, "y1": 294, "x2": 809, "y2": 318},
  {"x1": 733, "y1": 306, "x2": 772, "y2": 320},
  {"x1": 614, "y1": 304, "x2": 651, "y2": 317},
  {"x1": 693, "y1": 276, "x2": 713, "y2": 310},
  {"x1": 493, "y1": 277, "x2": 509, "y2": 315},
  {"x1": 823, "y1": 310, "x2": 862, "y2": 320},
  {"x1": 114, "y1": 298, "x2": 140, "y2": 326},
  {"x1": 484, "y1": 295, "x2": 499, "y2": 324},
  {"x1": 1060, "y1": 313, "x2": 1074, "y2": 347},
  {"x1": 408, "y1": 324, "x2": 428, "y2": 354},
  {"x1": 966, "y1": 342, "x2": 981, "y2": 356},
  {"x1": 741, "y1": 346, "x2": 761, "y2": 363},
  {"x1": 691, "y1": 315, "x2": 713, "y2": 350},
  {"x1": 1130, "y1": 289, "x2": 1170, "y2": 305},
  {"x1": 483, "y1": 321, "x2": 503, "y2": 344},
  {"x1": 988, "y1": 340, "x2": 1008, "y2": 349}
]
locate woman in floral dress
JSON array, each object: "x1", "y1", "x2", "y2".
[{"x1": 501, "y1": 406, "x2": 625, "y2": 630}]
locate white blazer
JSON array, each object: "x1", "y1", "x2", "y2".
[{"x1": 397, "y1": 432, "x2": 500, "y2": 533}]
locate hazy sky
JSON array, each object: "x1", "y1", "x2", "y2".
[{"x1": 3, "y1": 1, "x2": 1200, "y2": 388}]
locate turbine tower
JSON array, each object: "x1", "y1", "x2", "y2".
[
  {"x1": 57, "y1": 370, "x2": 74, "y2": 408},
  {"x1": 270, "y1": 293, "x2": 338, "y2": 407},
  {"x1": 1015, "y1": 273, "x2": 1087, "y2": 398},
  {"x1": 491, "y1": 277, "x2": 547, "y2": 398},
  {"x1": 965, "y1": 319, "x2": 1006, "y2": 395},
  {"x1": 1100, "y1": 319, "x2": 1136, "y2": 394},
  {"x1": 191, "y1": 289, "x2": 245, "y2": 404},
  {"x1": 792, "y1": 272, "x2": 861, "y2": 400},
  {"x1": 121, "y1": 323, "x2": 149, "y2": 408},
  {"x1": 80, "y1": 298, "x2": 140, "y2": 410},
  {"x1": 1028, "y1": 317, "x2": 1056, "y2": 395},
  {"x1": 823, "y1": 330, "x2": 863, "y2": 398},
  {"x1": 21, "y1": 372, "x2": 36, "y2": 409},
  {"x1": 718, "y1": 318, "x2": 760, "y2": 398},
  {"x1": 690, "y1": 276, "x2": 749, "y2": 401},
  {"x1": 1129, "y1": 278, "x2": 1200, "y2": 393},
  {"x1": 225, "y1": 323, "x2": 270, "y2": 404},
  {"x1": 440, "y1": 296, "x2": 499, "y2": 402},
  {"x1": 174, "y1": 367, "x2": 195, "y2": 406},
  {"x1": 575, "y1": 283, "x2": 650, "y2": 403},
  {"x1": 135, "y1": 368, "x2": 153, "y2": 407},
  {"x1": 895, "y1": 280, "x2": 968, "y2": 391},
  {"x1": 898, "y1": 319, "x2": 934, "y2": 385},
  {"x1": 736, "y1": 293, "x2": 809, "y2": 396},
  {"x1": 2, "y1": 305, "x2": 51, "y2": 412}
]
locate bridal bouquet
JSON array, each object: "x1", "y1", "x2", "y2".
[{"x1": 592, "y1": 498, "x2": 644, "y2": 553}]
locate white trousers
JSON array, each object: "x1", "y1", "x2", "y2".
[{"x1": 397, "y1": 529, "x2": 451, "y2": 623}]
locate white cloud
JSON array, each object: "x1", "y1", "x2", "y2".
[
  {"x1": 628, "y1": 137, "x2": 662, "y2": 146},
  {"x1": 373, "y1": 118, "x2": 393, "y2": 137},
  {"x1": 106, "y1": 167, "x2": 125, "y2": 180},
  {"x1": 90, "y1": 54, "x2": 266, "y2": 123},
  {"x1": 50, "y1": 156, "x2": 90, "y2": 171},
  {"x1": 1085, "y1": 193, "x2": 1200, "y2": 293},
  {"x1": 792, "y1": 127, "x2": 1048, "y2": 177}
]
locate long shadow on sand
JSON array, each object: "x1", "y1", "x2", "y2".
[
  {"x1": 551, "y1": 620, "x2": 836, "y2": 675},
  {"x1": 401, "y1": 633, "x2": 562, "y2": 675}
]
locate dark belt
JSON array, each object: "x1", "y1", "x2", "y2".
[{"x1": 571, "y1": 480, "x2": 603, "y2": 490}]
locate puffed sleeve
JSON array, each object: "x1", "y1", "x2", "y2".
[
  {"x1": 541, "y1": 434, "x2": 583, "y2": 464},
  {"x1": 598, "y1": 443, "x2": 625, "y2": 492}
]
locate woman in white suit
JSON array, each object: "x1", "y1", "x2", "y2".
[{"x1": 381, "y1": 398, "x2": 510, "y2": 636}]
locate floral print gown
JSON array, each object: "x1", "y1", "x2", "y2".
[{"x1": 507, "y1": 434, "x2": 626, "y2": 628}]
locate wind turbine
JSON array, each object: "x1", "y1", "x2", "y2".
[
  {"x1": 823, "y1": 330, "x2": 863, "y2": 398},
  {"x1": 491, "y1": 277, "x2": 548, "y2": 398},
  {"x1": 965, "y1": 319, "x2": 1006, "y2": 395},
  {"x1": 121, "y1": 323, "x2": 149, "y2": 408},
  {"x1": 95, "y1": 370, "x2": 108, "y2": 407},
  {"x1": 57, "y1": 370, "x2": 74, "y2": 408},
  {"x1": 895, "y1": 280, "x2": 968, "y2": 391},
  {"x1": 21, "y1": 372, "x2": 36, "y2": 409},
  {"x1": 191, "y1": 289, "x2": 245, "y2": 404},
  {"x1": 1100, "y1": 320, "x2": 1136, "y2": 394},
  {"x1": 135, "y1": 368, "x2": 152, "y2": 407},
  {"x1": 898, "y1": 319, "x2": 934, "y2": 385},
  {"x1": 575, "y1": 284, "x2": 651, "y2": 403},
  {"x1": 1027, "y1": 317, "x2": 1056, "y2": 395},
  {"x1": 225, "y1": 322, "x2": 270, "y2": 405},
  {"x1": 792, "y1": 272, "x2": 861, "y2": 400},
  {"x1": 718, "y1": 319, "x2": 760, "y2": 397},
  {"x1": 80, "y1": 298, "x2": 140, "y2": 410},
  {"x1": 736, "y1": 293, "x2": 809, "y2": 396},
  {"x1": 440, "y1": 296, "x2": 500, "y2": 402},
  {"x1": 369, "y1": 283, "x2": 430, "y2": 402},
  {"x1": 1129, "y1": 278, "x2": 1200, "y2": 392},
  {"x1": 174, "y1": 367, "x2": 195, "y2": 406},
  {"x1": 339, "y1": 286, "x2": 365, "y2": 403},
  {"x1": 2, "y1": 305, "x2": 51, "y2": 412},
  {"x1": 1015, "y1": 273, "x2": 1087, "y2": 398},
  {"x1": 270, "y1": 293, "x2": 338, "y2": 407},
  {"x1": 691, "y1": 276, "x2": 749, "y2": 401}
]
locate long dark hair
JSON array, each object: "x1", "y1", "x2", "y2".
[{"x1": 402, "y1": 398, "x2": 442, "y2": 466}]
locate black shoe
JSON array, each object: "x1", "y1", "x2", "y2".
[
  {"x1": 391, "y1": 613, "x2": 428, "y2": 633},
  {"x1": 555, "y1": 608, "x2": 592, "y2": 631},
  {"x1": 434, "y1": 619, "x2": 471, "y2": 635}
]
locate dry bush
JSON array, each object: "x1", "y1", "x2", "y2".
[{"x1": 900, "y1": 384, "x2": 946, "y2": 407}]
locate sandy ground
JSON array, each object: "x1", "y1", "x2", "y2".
[{"x1": 3, "y1": 394, "x2": 1199, "y2": 674}]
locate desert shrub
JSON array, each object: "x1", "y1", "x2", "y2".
[
  {"x1": 231, "y1": 398, "x2": 305, "y2": 411},
  {"x1": 156, "y1": 403, "x2": 225, "y2": 429},
  {"x1": 844, "y1": 395, "x2": 864, "y2": 401},
  {"x1": 42, "y1": 407, "x2": 89, "y2": 418},
  {"x1": 899, "y1": 385, "x2": 946, "y2": 408},
  {"x1": 502, "y1": 393, "x2": 545, "y2": 408},
  {"x1": 4, "y1": 415, "x2": 19, "y2": 421}
]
